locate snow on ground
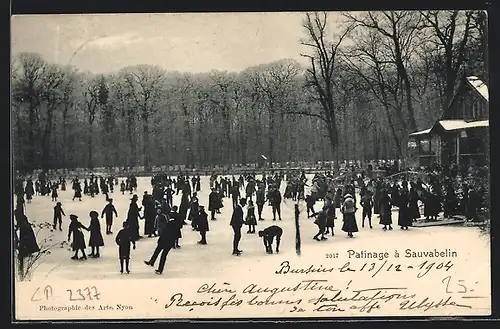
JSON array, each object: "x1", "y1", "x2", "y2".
[{"x1": 16, "y1": 175, "x2": 490, "y2": 281}]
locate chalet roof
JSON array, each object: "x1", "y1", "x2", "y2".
[
  {"x1": 409, "y1": 120, "x2": 489, "y2": 137},
  {"x1": 466, "y1": 76, "x2": 488, "y2": 102},
  {"x1": 438, "y1": 119, "x2": 489, "y2": 131},
  {"x1": 409, "y1": 128, "x2": 432, "y2": 136}
]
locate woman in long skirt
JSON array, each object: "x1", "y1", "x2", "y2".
[
  {"x1": 341, "y1": 194, "x2": 358, "y2": 238},
  {"x1": 379, "y1": 190, "x2": 393, "y2": 230},
  {"x1": 397, "y1": 189, "x2": 412, "y2": 230},
  {"x1": 68, "y1": 214, "x2": 89, "y2": 260},
  {"x1": 409, "y1": 183, "x2": 420, "y2": 221},
  {"x1": 88, "y1": 211, "x2": 104, "y2": 257}
]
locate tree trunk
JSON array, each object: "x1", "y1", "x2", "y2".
[
  {"x1": 62, "y1": 112, "x2": 68, "y2": 172},
  {"x1": 142, "y1": 116, "x2": 150, "y2": 172},
  {"x1": 268, "y1": 108, "x2": 275, "y2": 167},
  {"x1": 88, "y1": 124, "x2": 94, "y2": 170}
]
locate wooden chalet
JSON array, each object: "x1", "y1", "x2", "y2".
[{"x1": 408, "y1": 76, "x2": 489, "y2": 168}]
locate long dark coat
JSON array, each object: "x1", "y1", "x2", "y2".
[
  {"x1": 17, "y1": 218, "x2": 40, "y2": 258},
  {"x1": 127, "y1": 202, "x2": 141, "y2": 241},
  {"x1": 88, "y1": 217, "x2": 105, "y2": 247},
  {"x1": 143, "y1": 197, "x2": 157, "y2": 235},
  {"x1": 115, "y1": 227, "x2": 133, "y2": 259},
  {"x1": 208, "y1": 192, "x2": 218, "y2": 212},
  {"x1": 69, "y1": 221, "x2": 88, "y2": 251},
  {"x1": 197, "y1": 210, "x2": 210, "y2": 232},
  {"x1": 397, "y1": 192, "x2": 412, "y2": 227},
  {"x1": 379, "y1": 193, "x2": 393, "y2": 225},
  {"x1": 246, "y1": 205, "x2": 257, "y2": 225},
  {"x1": 409, "y1": 188, "x2": 420, "y2": 219}
]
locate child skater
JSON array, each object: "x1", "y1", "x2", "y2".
[
  {"x1": 68, "y1": 214, "x2": 89, "y2": 260},
  {"x1": 88, "y1": 211, "x2": 104, "y2": 258},
  {"x1": 51, "y1": 183, "x2": 58, "y2": 202},
  {"x1": 53, "y1": 202, "x2": 65, "y2": 231},
  {"x1": 246, "y1": 199, "x2": 257, "y2": 234},
  {"x1": 120, "y1": 180, "x2": 126, "y2": 195},
  {"x1": 115, "y1": 221, "x2": 136, "y2": 274},
  {"x1": 306, "y1": 194, "x2": 318, "y2": 218}
]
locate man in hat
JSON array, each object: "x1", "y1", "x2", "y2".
[
  {"x1": 208, "y1": 188, "x2": 219, "y2": 220},
  {"x1": 197, "y1": 205, "x2": 209, "y2": 245},
  {"x1": 230, "y1": 198, "x2": 246, "y2": 256},
  {"x1": 127, "y1": 194, "x2": 142, "y2": 241},
  {"x1": 102, "y1": 198, "x2": 118, "y2": 235}
]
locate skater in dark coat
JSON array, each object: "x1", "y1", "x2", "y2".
[
  {"x1": 230, "y1": 198, "x2": 246, "y2": 256},
  {"x1": 101, "y1": 198, "x2": 118, "y2": 235},
  {"x1": 25, "y1": 181, "x2": 34, "y2": 203},
  {"x1": 73, "y1": 181, "x2": 82, "y2": 201},
  {"x1": 313, "y1": 207, "x2": 328, "y2": 241},
  {"x1": 127, "y1": 194, "x2": 142, "y2": 242},
  {"x1": 197, "y1": 206, "x2": 209, "y2": 244},
  {"x1": 68, "y1": 214, "x2": 89, "y2": 260},
  {"x1": 256, "y1": 185, "x2": 266, "y2": 221},
  {"x1": 324, "y1": 195, "x2": 336, "y2": 236},
  {"x1": 360, "y1": 193, "x2": 373, "y2": 228},
  {"x1": 120, "y1": 181, "x2": 126, "y2": 195},
  {"x1": 306, "y1": 194, "x2": 317, "y2": 218},
  {"x1": 397, "y1": 188, "x2": 412, "y2": 230},
  {"x1": 231, "y1": 184, "x2": 240, "y2": 209},
  {"x1": 50, "y1": 183, "x2": 58, "y2": 201},
  {"x1": 53, "y1": 202, "x2": 65, "y2": 231},
  {"x1": 444, "y1": 180, "x2": 458, "y2": 219},
  {"x1": 379, "y1": 190, "x2": 393, "y2": 230},
  {"x1": 258, "y1": 225, "x2": 283, "y2": 254},
  {"x1": 373, "y1": 182, "x2": 382, "y2": 215},
  {"x1": 189, "y1": 192, "x2": 200, "y2": 231},
  {"x1": 115, "y1": 221, "x2": 136, "y2": 274},
  {"x1": 15, "y1": 215, "x2": 40, "y2": 259},
  {"x1": 143, "y1": 193, "x2": 157, "y2": 237},
  {"x1": 409, "y1": 183, "x2": 420, "y2": 221},
  {"x1": 195, "y1": 175, "x2": 201, "y2": 192},
  {"x1": 144, "y1": 218, "x2": 177, "y2": 275},
  {"x1": 208, "y1": 188, "x2": 219, "y2": 220},
  {"x1": 334, "y1": 188, "x2": 342, "y2": 209},
  {"x1": 269, "y1": 187, "x2": 282, "y2": 221},
  {"x1": 88, "y1": 211, "x2": 104, "y2": 257},
  {"x1": 341, "y1": 194, "x2": 358, "y2": 237},
  {"x1": 169, "y1": 206, "x2": 182, "y2": 249},
  {"x1": 178, "y1": 191, "x2": 190, "y2": 223},
  {"x1": 245, "y1": 199, "x2": 257, "y2": 234}
]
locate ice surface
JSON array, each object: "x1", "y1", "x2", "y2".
[{"x1": 15, "y1": 175, "x2": 490, "y2": 281}]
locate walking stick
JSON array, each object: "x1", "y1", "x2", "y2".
[{"x1": 295, "y1": 203, "x2": 301, "y2": 256}]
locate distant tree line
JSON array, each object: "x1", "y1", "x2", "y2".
[{"x1": 11, "y1": 10, "x2": 487, "y2": 174}]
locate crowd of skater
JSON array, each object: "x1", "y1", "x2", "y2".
[{"x1": 13, "y1": 165, "x2": 487, "y2": 276}]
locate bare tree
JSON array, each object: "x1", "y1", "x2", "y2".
[
  {"x1": 123, "y1": 65, "x2": 165, "y2": 171},
  {"x1": 296, "y1": 12, "x2": 354, "y2": 166},
  {"x1": 82, "y1": 75, "x2": 101, "y2": 169},
  {"x1": 418, "y1": 10, "x2": 475, "y2": 115},
  {"x1": 343, "y1": 11, "x2": 423, "y2": 133},
  {"x1": 253, "y1": 59, "x2": 300, "y2": 166}
]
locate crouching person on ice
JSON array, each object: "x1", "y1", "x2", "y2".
[
  {"x1": 115, "y1": 221, "x2": 136, "y2": 274},
  {"x1": 259, "y1": 225, "x2": 282, "y2": 254}
]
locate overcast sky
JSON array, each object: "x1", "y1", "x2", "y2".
[{"x1": 11, "y1": 12, "x2": 343, "y2": 74}]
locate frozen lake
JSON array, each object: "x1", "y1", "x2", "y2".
[{"x1": 15, "y1": 175, "x2": 490, "y2": 281}]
